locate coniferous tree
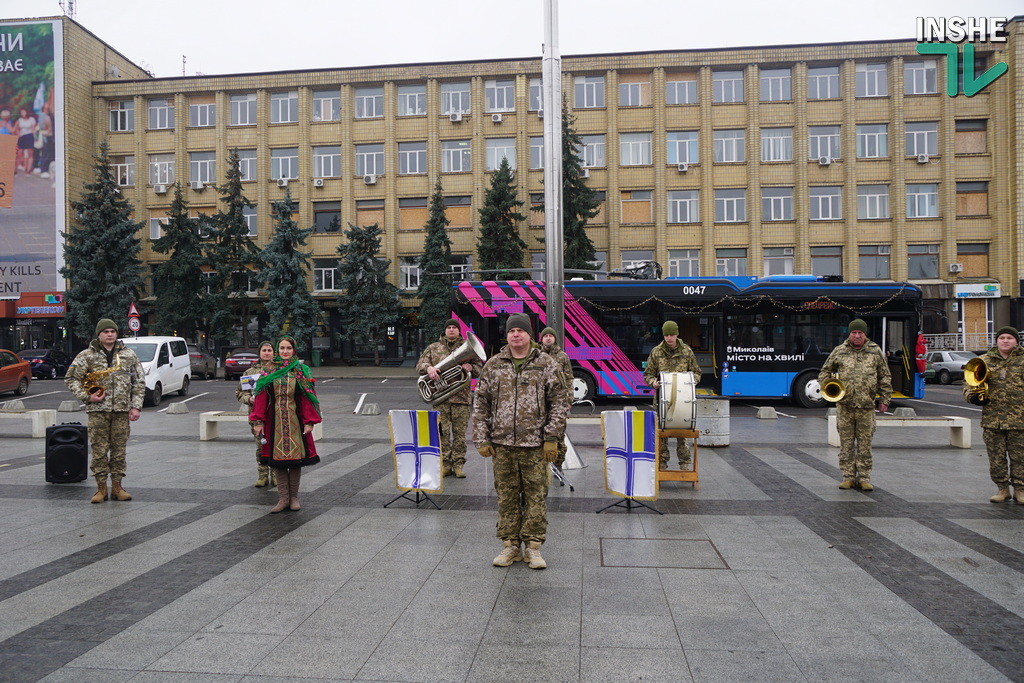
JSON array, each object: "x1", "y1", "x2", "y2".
[
  {"x1": 477, "y1": 157, "x2": 527, "y2": 276},
  {"x1": 151, "y1": 183, "x2": 207, "y2": 338},
  {"x1": 257, "y1": 191, "x2": 322, "y2": 348},
  {"x1": 61, "y1": 141, "x2": 145, "y2": 341},
  {"x1": 335, "y1": 223, "x2": 404, "y2": 366},
  {"x1": 417, "y1": 180, "x2": 453, "y2": 340}
]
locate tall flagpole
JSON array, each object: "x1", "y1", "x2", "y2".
[{"x1": 542, "y1": 0, "x2": 564, "y2": 342}]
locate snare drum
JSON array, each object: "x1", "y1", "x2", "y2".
[{"x1": 657, "y1": 372, "x2": 697, "y2": 430}]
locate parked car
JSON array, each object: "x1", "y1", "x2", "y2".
[
  {"x1": 926, "y1": 350, "x2": 978, "y2": 385},
  {"x1": 121, "y1": 336, "x2": 191, "y2": 406},
  {"x1": 187, "y1": 344, "x2": 217, "y2": 379},
  {"x1": 0, "y1": 349, "x2": 31, "y2": 396},
  {"x1": 16, "y1": 348, "x2": 72, "y2": 379},
  {"x1": 224, "y1": 349, "x2": 260, "y2": 380}
]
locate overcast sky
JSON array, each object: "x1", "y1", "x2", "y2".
[{"x1": 3, "y1": 0, "x2": 1021, "y2": 77}]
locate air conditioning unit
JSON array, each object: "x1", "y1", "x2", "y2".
[
  {"x1": 677, "y1": 162, "x2": 689, "y2": 173},
  {"x1": 916, "y1": 153, "x2": 930, "y2": 164},
  {"x1": 313, "y1": 178, "x2": 325, "y2": 188},
  {"x1": 363, "y1": 174, "x2": 377, "y2": 185},
  {"x1": 818, "y1": 156, "x2": 832, "y2": 166},
  {"x1": 537, "y1": 109, "x2": 544, "y2": 119},
  {"x1": 783, "y1": 247, "x2": 794, "y2": 256},
  {"x1": 190, "y1": 180, "x2": 204, "y2": 191},
  {"x1": 277, "y1": 178, "x2": 289, "y2": 188},
  {"x1": 948, "y1": 263, "x2": 964, "y2": 274},
  {"x1": 491, "y1": 113, "x2": 503, "y2": 123},
  {"x1": 581, "y1": 168, "x2": 590, "y2": 178},
  {"x1": 153, "y1": 184, "x2": 167, "y2": 194},
  {"x1": 449, "y1": 112, "x2": 463, "y2": 123}
]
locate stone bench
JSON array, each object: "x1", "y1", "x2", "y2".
[
  {"x1": 0, "y1": 409, "x2": 58, "y2": 438},
  {"x1": 199, "y1": 411, "x2": 323, "y2": 442},
  {"x1": 827, "y1": 414, "x2": 970, "y2": 449}
]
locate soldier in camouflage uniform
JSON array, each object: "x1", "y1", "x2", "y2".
[
  {"x1": 962, "y1": 326, "x2": 1024, "y2": 503},
  {"x1": 236, "y1": 341, "x2": 276, "y2": 487},
  {"x1": 473, "y1": 313, "x2": 570, "y2": 570},
  {"x1": 417, "y1": 319, "x2": 482, "y2": 478},
  {"x1": 818, "y1": 318, "x2": 891, "y2": 491},
  {"x1": 643, "y1": 320, "x2": 702, "y2": 469},
  {"x1": 539, "y1": 326, "x2": 573, "y2": 469},
  {"x1": 65, "y1": 319, "x2": 146, "y2": 504}
]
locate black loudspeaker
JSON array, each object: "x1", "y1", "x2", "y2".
[{"x1": 45, "y1": 423, "x2": 89, "y2": 483}]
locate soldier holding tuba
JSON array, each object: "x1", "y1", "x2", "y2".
[
  {"x1": 416, "y1": 319, "x2": 484, "y2": 478},
  {"x1": 818, "y1": 319, "x2": 891, "y2": 491}
]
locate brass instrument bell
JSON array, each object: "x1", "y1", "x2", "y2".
[
  {"x1": 821, "y1": 373, "x2": 846, "y2": 402},
  {"x1": 963, "y1": 356, "x2": 989, "y2": 403}
]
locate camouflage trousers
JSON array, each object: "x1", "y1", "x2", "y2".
[
  {"x1": 981, "y1": 428, "x2": 1024, "y2": 488},
  {"x1": 88, "y1": 410, "x2": 130, "y2": 478},
  {"x1": 438, "y1": 402, "x2": 471, "y2": 468},
  {"x1": 492, "y1": 444, "x2": 549, "y2": 544},
  {"x1": 554, "y1": 434, "x2": 567, "y2": 469},
  {"x1": 249, "y1": 420, "x2": 268, "y2": 475},
  {"x1": 836, "y1": 404, "x2": 875, "y2": 481},
  {"x1": 658, "y1": 437, "x2": 691, "y2": 469}
]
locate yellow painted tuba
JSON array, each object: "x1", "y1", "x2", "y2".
[
  {"x1": 417, "y1": 333, "x2": 486, "y2": 404},
  {"x1": 821, "y1": 373, "x2": 846, "y2": 402},
  {"x1": 964, "y1": 356, "x2": 989, "y2": 403}
]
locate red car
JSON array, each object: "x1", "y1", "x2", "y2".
[
  {"x1": 0, "y1": 349, "x2": 31, "y2": 396},
  {"x1": 224, "y1": 349, "x2": 260, "y2": 380}
]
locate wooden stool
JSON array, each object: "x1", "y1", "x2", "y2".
[{"x1": 656, "y1": 428, "x2": 699, "y2": 489}]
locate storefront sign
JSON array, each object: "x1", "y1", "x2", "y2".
[{"x1": 955, "y1": 283, "x2": 1001, "y2": 298}]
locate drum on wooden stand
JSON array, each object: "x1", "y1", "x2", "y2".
[{"x1": 657, "y1": 371, "x2": 697, "y2": 430}]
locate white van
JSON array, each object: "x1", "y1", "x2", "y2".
[{"x1": 121, "y1": 336, "x2": 191, "y2": 406}]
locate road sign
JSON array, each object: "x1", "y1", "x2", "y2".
[
  {"x1": 127, "y1": 317, "x2": 141, "y2": 332},
  {"x1": 128, "y1": 302, "x2": 140, "y2": 317}
]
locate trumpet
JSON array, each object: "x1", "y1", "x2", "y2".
[
  {"x1": 821, "y1": 373, "x2": 846, "y2": 402},
  {"x1": 964, "y1": 356, "x2": 989, "y2": 403},
  {"x1": 417, "y1": 333, "x2": 486, "y2": 404}
]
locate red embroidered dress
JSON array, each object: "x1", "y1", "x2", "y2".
[{"x1": 249, "y1": 360, "x2": 322, "y2": 468}]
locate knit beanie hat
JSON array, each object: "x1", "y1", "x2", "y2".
[
  {"x1": 95, "y1": 318, "x2": 118, "y2": 337},
  {"x1": 848, "y1": 319, "x2": 868, "y2": 333},
  {"x1": 444, "y1": 318, "x2": 460, "y2": 330},
  {"x1": 506, "y1": 313, "x2": 532, "y2": 337},
  {"x1": 662, "y1": 320, "x2": 679, "y2": 335},
  {"x1": 995, "y1": 326, "x2": 1019, "y2": 340},
  {"x1": 540, "y1": 326, "x2": 557, "y2": 339}
]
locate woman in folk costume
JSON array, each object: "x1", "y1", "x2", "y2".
[
  {"x1": 235, "y1": 341, "x2": 276, "y2": 488},
  {"x1": 249, "y1": 336, "x2": 322, "y2": 513}
]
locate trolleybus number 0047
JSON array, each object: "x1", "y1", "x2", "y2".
[{"x1": 681, "y1": 286, "x2": 705, "y2": 295}]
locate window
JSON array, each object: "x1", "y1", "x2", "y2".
[
  {"x1": 313, "y1": 89, "x2": 340, "y2": 122},
  {"x1": 956, "y1": 181, "x2": 988, "y2": 216},
  {"x1": 713, "y1": 70, "x2": 744, "y2": 103},
  {"x1": 906, "y1": 183, "x2": 938, "y2": 218},
  {"x1": 619, "y1": 73, "x2": 651, "y2": 107},
  {"x1": 111, "y1": 155, "x2": 134, "y2": 186},
  {"x1": 668, "y1": 249, "x2": 700, "y2": 277},
  {"x1": 807, "y1": 66, "x2": 839, "y2": 99},
  {"x1": 713, "y1": 129, "x2": 745, "y2": 163},
  {"x1": 859, "y1": 245, "x2": 890, "y2": 279},
  {"x1": 109, "y1": 100, "x2": 134, "y2": 132},
  {"x1": 810, "y1": 186, "x2": 842, "y2": 220},
  {"x1": 589, "y1": 191, "x2": 607, "y2": 225},
  {"x1": 312, "y1": 146, "x2": 341, "y2": 178},
  {"x1": 237, "y1": 149, "x2": 256, "y2": 181},
  {"x1": 531, "y1": 252, "x2": 546, "y2": 279},
  {"x1": 242, "y1": 206, "x2": 257, "y2": 236},
  {"x1": 955, "y1": 119, "x2": 987, "y2": 154},
  {"x1": 621, "y1": 190, "x2": 652, "y2": 223},
  {"x1": 716, "y1": 248, "x2": 747, "y2": 276},
  {"x1": 574, "y1": 75, "x2": 605, "y2": 108},
  {"x1": 399, "y1": 141, "x2": 427, "y2": 175},
  {"x1": 760, "y1": 68, "x2": 791, "y2": 101},
  {"x1": 530, "y1": 137, "x2": 544, "y2": 169},
  {"x1": 400, "y1": 256, "x2": 421, "y2": 290},
  {"x1": 148, "y1": 98, "x2": 174, "y2": 130},
  {"x1": 313, "y1": 202, "x2": 341, "y2": 233},
  {"x1": 906, "y1": 122, "x2": 938, "y2": 156},
  {"x1": 908, "y1": 244, "x2": 939, "y2": 279},
  {"x1": 857, "y1": 185, "x2": 889, "y2": 219},
  {"x1": 764, "y1": 247, "x2": 794, "y2": 275},
  {"x1": 666, "y1": 131, "x2": 698, "y2": 165},
  {"x1": 397, "y1": 84, "x2": 426, "y2": 116},
  {"x1": 190, "y1": 151, "x2": 215, "y2": 184},
  {"x1": 856, "y1": 62, "x2": 888, "y2": 97},
  {"x1": 355, "y1": 87, "x2": 383, "y2": 119},
  {"x1": 441, "y1": 82, "x2": 470, "y2": 115},
  {"x1": 314, "y1": 258, "x2": 340, "y2": 291},
  {"x1": 904, "y1": 60, "x2": 937, "y2": 95},
  {"x1": 761, "y1": 187, "x2": 793, "y2": 221},
  {"x1": 620, "y1": 133, "x2": 652, "y2": 166},
  {"x1": 667, "y1": 190, "x2": 698, "y2": 223},
  {"x1": 230, "y1": 93, "x2": 256, "y2": 126},
  {"x1": 486, "y1": 138, "x2": 516, "y2": 171},
  {"x1": 399, "y1": 197, "x2": 428, "y2": 230},
  {"x1": 188, "y1": 95, "x2": 215, "y2": 127},
  {"x1": 715, "y1": 189, "x2": 746, "y2": 222},
  {"x1": 856, "y1": 124, "x2": 888, "y2": 158},
  {"x1": 271, "y1": 148, "x2": 299, "y2": 180},
  {"x1": 485, "y1": 80, "x2": 514, "y2": 112},
  {"x1": 270, "y1": 91, "x2": 298, "y2": 123},
  {"x1": 149, "y1": 153, "x2": 175, "y2": 185},
  {"x1": 579, "y1": 135, "x2": 606, "y2": 167},
  {"x1": 450, "y1": 254, "x2": 473, "y2": 280},
  {"x1": 356, "y1": 199, "x2": 385, "y2": 227},
  {"x1": 530, "y1": 193, "x2": 545, "y2": 227},
  {"x1": 149, "y1": 211, "x2": 169, "y2": 240},
  {"x1": 808, "y1": 126, "x2": 840, "y2": 160},
  {"x1": 665, "y1": 75, "x2": 697, "y2": 105},
  {"x1": 529, "y1": 78, "x2": 543, "y2": 111},
  {"x1": 355, "y1": 144, "x2": 384, "y2": 177},
  {"x1": 445, "y1": 196, "x2": 472, "y2": 227},
  {"x1": 957, "y1": 54, "x2": 989, "y2": 93},
  {"x1": 441, "y1": 139, "x2": 472, "y2": 172},
  {"x1": 957, "y1": 243, "x2": 988, "y2": 278},
  {"x1": 761, "y1": 128, "x2": 792, "y2": 162},
  {"x1": 811, "y1": 246, "x2": 842, "y2": 277},
  {"x1": 590, "y1": 251, "x2": 608, "y2": 279}
]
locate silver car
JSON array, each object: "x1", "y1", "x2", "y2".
[
  {"x1": 187, "y1": 344, "x2": 217, "y2": 379},
  {"x1": 926, "y1": 350, "x2": 977, "y2": 385}
]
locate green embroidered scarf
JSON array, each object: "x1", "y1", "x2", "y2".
[{"x1": 253, "y1": 340, "x2": 321, "y2": 416}]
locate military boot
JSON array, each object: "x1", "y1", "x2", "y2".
[
  {"x1": 990, "y1": 488, "x2": 1011, "y2": 503},
  {"x1": 90, "y1": 476, "x2": 108, "y2": 504},
  {"x1": 838, "y1": 479, "x2": 855, "y2": 489},
  {"x1": 524, "y1": 541, "x2": 547, "y2": 569},
  {"x1": 858, "y1": 480, "x2": 874, "y2": 492},
  {"x1": 442, "y1": 463, "x2": 454, "y2": 477},
  {"x1": 1014, "y1": 488, "x2": 1024, "y2": 505},
  {"x1": 453, "y1": 464, "x2": 466, "y2": 478},
  {"x1": 254, "y1": 465, "x2": 270, "y2": 488},
  {"x1": 110, "y1": 477, "x2": 132, "y2": 501},
  {"x1": 492, "y1": 540, "x2": 523, "y2": 566}
]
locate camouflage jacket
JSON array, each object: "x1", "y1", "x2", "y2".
[
  {"x1": 416, "y1": 334, "x2": 483, "y2": 405},
  {"x1": 818, "y1": 338, "x2": 892, "y2": 409},
  {"x1": 643, "y1": 340, "x2": 702, "y2": 387},
  {"x1": 472, "y1": 344, "x2": 570, "y2": 447},
  {"x1": 964, "y1": 346, "x2": 1024, "y2": 430},
  {"x1": 235, "y1": 359, "x2": 273, "y2": 407},
  {"x1": 65, "y1": 339, "x2": 146, "y2": 413},
  {"x1": 540, "y1": 342, "x2": 573, "y2": 400}
]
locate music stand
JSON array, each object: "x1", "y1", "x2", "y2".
[
  {"x1": 386, "y1": 410, "x2": 443, "y2": 510},
  {"x1": 596, "y1": 496, "x2": 662, "y2": 514},
  {"x1": 384, "y1": 489, "x2": 440, "y2": 509}
]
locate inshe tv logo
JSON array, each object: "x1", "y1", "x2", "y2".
[{"x1": 916, "y1": 17, "x2": 1009, "y2": 96}]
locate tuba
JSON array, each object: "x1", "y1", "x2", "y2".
[
  {"x1": 83, "y1": 358, "x2": 121, "y2": 396},
  {"x1": 964, "y1": 356, "x2": 989, "y2": 403},
  {"x1": 417, "y1": 333, "x2": 486, "y2": 404},
  {"x1": 821, "y1": 373, "x2": 846, "y2": 402}
]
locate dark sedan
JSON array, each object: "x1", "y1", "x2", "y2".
[
  {"x1": 224, "y1": 349, "x2": 259, "y2": 380},
  {"x1": 0, "y1": 349, "x2": 31, "y2": 396},
  {"x1": 16, "y1": 348, "x2": 72, "y2": 380},
  {"x1": 187, "y1": 344, "x2": 217, "y2": 379}
]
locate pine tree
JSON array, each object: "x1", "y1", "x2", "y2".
[
  {"x1": 477, "y1": 157, "x2": 527, "y2": 276},
  {"x1": 151, "y1": 183, "x2": 207, "y2": 338},
  {"x1": 258, "y1": 191, "x2": 322, "y2": 348},
  {"x1": 60, "y1": 141, "x2": 145, "y2": 341},
  {"x1": 417, "y1": 180, "x2": 454, "y2": 340},
  {"x1": 335, "y1": 222, "x2": 405, "y2": 366},
  {"x1": 560, "y1": 103, "x2": 601, "y2": 276}
]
